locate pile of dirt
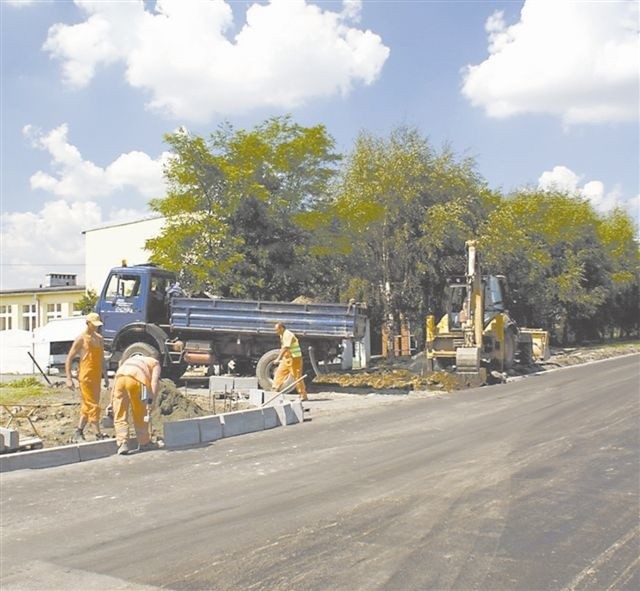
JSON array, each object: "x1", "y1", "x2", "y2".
[
  {"x1": 153, "y1": 379, "x2": 206, "y2": 421},
  {"x1": 313, "y1": 369, "x2": 461, "y2": 392}
]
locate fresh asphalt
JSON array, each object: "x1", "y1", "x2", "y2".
[{"x1": 1, "y1": 354, "x2": 638, "y2": 591}]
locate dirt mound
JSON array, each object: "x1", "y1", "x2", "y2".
[
  {"x1": 153, "y1": 379, "x2": 206, "y2": 421},
  {"x1": 313, "y1": 369, "x2": 461, "y2": 392}
]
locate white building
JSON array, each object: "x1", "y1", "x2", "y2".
[{"x1": 83, "y1": 215, "x2": 165, "y2": 293}]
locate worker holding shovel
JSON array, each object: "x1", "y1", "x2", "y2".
[
  {"x1": 111, "y1": 354, "x2": 161, "y2": 455},
  {"x1": 272, "y1": 322, "x2": 308, "y2": 401}
]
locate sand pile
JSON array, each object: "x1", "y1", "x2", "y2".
[{"x1": 152, "y1": 379, "x2": 206, "y2": 422}]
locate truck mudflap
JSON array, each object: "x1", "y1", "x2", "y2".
[{"x1": 518, "y1": 328, "x2": 550, "y2": 361}]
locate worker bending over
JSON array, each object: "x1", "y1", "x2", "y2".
[
  {"x1": 65, "y1": 312, "x2": 109, "y2": 442},
  {"x1": 112, "y1": 354, "x2": 161, "y2": 455},
  {"x1": 273, "y1": 322, "x2": 308, "y2": 401}
]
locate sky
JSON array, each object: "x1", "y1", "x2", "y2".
[{"x1": 1, "y1": 0, "x2": 638, "y2": 290}]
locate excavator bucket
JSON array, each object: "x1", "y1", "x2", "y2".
[{"x1": 518, "y1": 328, "x2": 550, "y2": 361}]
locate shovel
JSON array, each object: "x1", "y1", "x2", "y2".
[{"x1": 262, "y1": 374, "x2": 307, "y2": 407}]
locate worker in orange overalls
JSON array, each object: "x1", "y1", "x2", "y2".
[
  {"x1": 66, "y1": 312, "x2": 109, "y2": 442},
  {"x1": 111, "y1": 354, "x2": 161, "y2": 455},
  {"x1": 272, "y1": 322, "x2": 308, "y2": 401}
]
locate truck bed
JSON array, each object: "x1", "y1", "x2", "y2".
[{"x1": 170, "y1": 297, "x2": 367, "y2": 340}]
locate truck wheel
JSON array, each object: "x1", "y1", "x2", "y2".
[
  {"x1": 256, "y1": 349, "x2": 280, "y2": 390},
  {"x1": 121, "y1": 342, "x2": 160, "y2": 363}
]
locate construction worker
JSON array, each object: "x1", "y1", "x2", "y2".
[
  {"x1": 273, "y1": 322, "x2": 308, "y2": 401},
  {"x1": 65, "y1": 312, "x2": 109, "y2": 442},
  {"x1": 112, "y1": 354, "x2": 161, "y2": 455}
]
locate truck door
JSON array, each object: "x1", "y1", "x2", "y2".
[
  {"x1": 98, "y1": 271, "x2": 147, "y2": 341},
  {"x1": 147, "y1": 274, "x2": 170, "y2": 324}
]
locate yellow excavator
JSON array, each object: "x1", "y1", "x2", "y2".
[{"x1": 425, "y1": 240, "x2": 549, "y2": 383}]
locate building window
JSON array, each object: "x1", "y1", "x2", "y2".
[
  {"x1": 0, "y1": 305, "x2": 12, "y2": 330},
  {"x1": 46, "y1": 303, "x2": 63, "y2": 322},
  {"x1": 22, "y1": 304, "x2": 37, "y2": 331}
]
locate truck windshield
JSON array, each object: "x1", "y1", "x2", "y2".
[{"x1": 105, "y1": 274, "x2": 141, "y2": 300}]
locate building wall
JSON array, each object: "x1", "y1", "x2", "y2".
[
  {"x1": 84, "y1": 216, "x2": 165, "y2": 293},
  {"x1": 0, "y1": 289, "x2": 85, "y2": 332}
]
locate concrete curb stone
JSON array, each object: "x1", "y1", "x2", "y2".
[
  {"x1": 273, "y1": 401, "x2": 299, "y2": 426},
  {"x1": 0, "y1": 427, "x2": 19, "y2": 452},
  {"x1": 78, "y1": 439, "x2": 118, "y2": 461},
  {"x1": 163, "y1": 419, "x2": 201, "y2": 448},
  {"x1": 221, "y1": 408, "x2": 265, "y2": 438},
  {"x1": 0, "y1": 444, "x2": 80, "y2": 472},
  {"x1": 262, "y1": 407, "x2": 279, "y2": 429},
  {"x1": 195, "y1": 415, "x2": 223, "y2": 443}
]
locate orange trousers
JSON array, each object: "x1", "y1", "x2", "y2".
[
  {"x1": 272, "y1": 356, "x2": 307, "y2": 398},
  {"x1": 112, "y1": 375, "x2": 151, "y2": 446},
  {"x1": 78, "y1": 375, "x2": 101, "y2": 423}
]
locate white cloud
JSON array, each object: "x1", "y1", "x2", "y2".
[
  {"x1": 538, "y1": 165, "x2": 638, "y2": 226},
  {"x1": 341, "y1": 0, "x2": 362, "y2": 22},
  {"x1": 23, "y1": 123, "x2": 169, "y2": 200},
  {"x1": 538, "y1": 165, "x2": 581, "y2": 194},
  {"x1": 43, "y1": 0, "x2": 389, "y2": 122},
  {"x1": 462, "y1": 0, "x2": 639, "y2": 124},
  {"x1": 0, "y1": 201, "x2": 147, "y2": 289}
]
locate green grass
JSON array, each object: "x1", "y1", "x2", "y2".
[{"x1": 0, "y1": 377, "x2": 47, "y2": 404}]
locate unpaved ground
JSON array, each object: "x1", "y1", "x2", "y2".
[
  {"x1": 1, "y1": 343, "x2": 638, "y2": 450},
  {"x1": 0, "y1": 379, "x2": 250, "y2": 450}
]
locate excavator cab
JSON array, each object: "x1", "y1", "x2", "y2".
[{"x1": 443, "y1": 274, "x2": 509, "y2": 331}]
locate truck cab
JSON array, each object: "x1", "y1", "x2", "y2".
[{"x1": 96, "y1": 264, "x2": 175, "y2": 345}]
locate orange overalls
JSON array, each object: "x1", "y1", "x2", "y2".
[
  {"x1": 112, "y1": 361, "x2": 154, "y2": 446},
  {"x1": 78, "y1": 333, "x2": 103, "y2": 423},
  {"x1": 272, "y1": 330, "x2": 307, "y2": 400}
]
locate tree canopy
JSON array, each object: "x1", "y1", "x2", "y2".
[
  {"x1": 147, "y1": 116, "x2": 341, "y2": 299},
  {"x1": 147, "y1": 117, "x2": 639, "y2": 348}
]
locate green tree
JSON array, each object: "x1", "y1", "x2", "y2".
[
  {"x1": 146, "y1": 129, "x2": 243, "y2": 290},
  {"x1": 75, "y1": 289, "x2": 98, "y2": 315},
  {"x1": 596, "y1": 208, "x2": 639, "y2": 339},
  {"x1": 327, "y1": 127, "x2": 491, "y2": 356},
  {"x1": 147, "y1": 117, "x2": 340, "y2": 298},
  {"x1": 479, "y1": 190, "x2": 637, "y2": 344}
]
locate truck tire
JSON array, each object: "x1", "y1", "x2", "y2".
[
  {"x1": 256, "y1": 348, "x2": 281, "y2": 390},
  {"x1": 121, "y1": 342, "x2": 160, "y2": 363},
  {"x1": 121, "y1": 342, "x2": 186, "y2": 381}
]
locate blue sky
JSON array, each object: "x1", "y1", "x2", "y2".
[{"x1": 1, "y1": 0, "x2": 638, "y2": 289}]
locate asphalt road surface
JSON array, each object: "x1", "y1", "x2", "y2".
[{"x1": 1, "y1": 354, "x2": 639, "y2": 591}]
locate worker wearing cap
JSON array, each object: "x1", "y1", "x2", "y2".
[
  {"x1": 112, "y1": 354, "x2": 161, "y2": 455},
  {"x1": 65, "y1": 312, "x2": 109, "y2": 442},
  {"x1": 273, "y1": 322, "x2": 308, "y2": 401}
]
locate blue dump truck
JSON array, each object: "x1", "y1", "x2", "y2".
[{"x1": 96, "y1": 263, "x2": 370, "y2": 388}]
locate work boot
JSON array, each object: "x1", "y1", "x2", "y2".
[
  {"x1": 117, "y1": 440, "x2": 130, "y2": 455},
  {"x1": 300, "y1": 394, "x2": 308, "y2": 401},
  {"x1": 71, "y1": 429, "x2": 85, "y2": 443},
  {"x1": 94, "y1": 432, "x2": 109, "y2": 441}
]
